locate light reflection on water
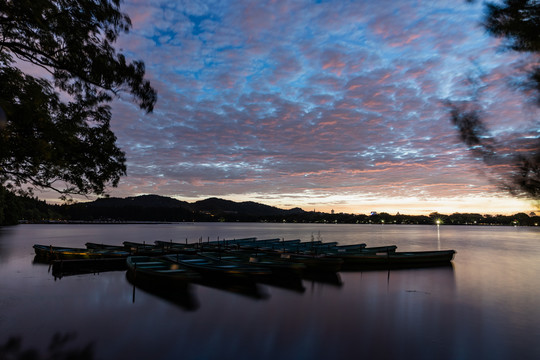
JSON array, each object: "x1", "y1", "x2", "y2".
[{"x1": 0, "y1": 223, "x2": 538, "y2": 360}]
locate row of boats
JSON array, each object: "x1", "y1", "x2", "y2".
[{"x1": 33, "y1": 237, "x2": 456, "y2": 288}]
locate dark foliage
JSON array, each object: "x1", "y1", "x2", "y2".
[
  {"x1": 2, "y1": 194, "x2": 532, "y2": 226},
  {"x1": 0, "y1": 186, "x2": 61, "y2": 225},
  {"x1": 0, "y1": 333, "x2": 94, "y2": 360},
  {"x1": 484, "y1": 0, "x2": 540, "y2": 53},
  {"x1": 449, "y1": 0, "x2": 540, "y2": 203},
  {"x1": 191, "y1": 197, "x2": 305, "y2": 217},
  {"x1": 55, "y1": 195, "x2": 307, "y2": 222},
  {"x1": 0, "y1": 0, "x2": 156, "y2": 197}
]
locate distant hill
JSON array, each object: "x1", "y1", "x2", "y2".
[
  {"x1": 192, "y1": 197, "x2": 305, "y2": 216},
  {"x1": 89, "y1": 194, "x2": 191, "y2": 208},
  {"x1": 59, "y1": 195, "x2": 306, "y2": 221},
  {"x1": 9, "y1": 191, "x2": 539, "y2": 225}
]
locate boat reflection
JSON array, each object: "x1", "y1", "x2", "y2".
[
  {"x1": 194, "y1": 276, "x2": 270, "y2": 300},
  {"x1": 348, "y1": 262, "x2": 456, "y2": 295},
  {"x1": 259, "y1": 275, "x2": 306, "y2": 293},
  {"x1": 0, "y1": 333, "x2": 95, "y2": 360},
  {"x1": 33, "y1": 256, "x2": 128, "y2": 279},
  {"x1": 302, "y1": 271, "x2": 343, "y2": 287},
  {"x1": 342, "y1": 261, "x2": 456, "y2": 273},
  {"x1": 126, "y1": 271, "x2": 200, "y2": 311},
  {"x1": 52, "y1": 258, "x2": 127, "y2": 279},
  {"x1": 31, "y1": 255, "x2": 455, "y2": 309}
]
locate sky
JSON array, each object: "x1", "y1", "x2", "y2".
[{"x1": 48, "y1": 0, "x2": 540, "y2": 215}]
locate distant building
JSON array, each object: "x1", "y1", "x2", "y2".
[{"x1": 371, "y1": 211, "x2": 377, "y2": 216}]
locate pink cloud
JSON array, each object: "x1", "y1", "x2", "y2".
[{"x1": 78, "y1": 0, "x2": 533, "y2": 214}]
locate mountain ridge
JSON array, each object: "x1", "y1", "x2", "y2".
[{"x1": 62, "y1": 194, "x2": 305, "y2": 221}]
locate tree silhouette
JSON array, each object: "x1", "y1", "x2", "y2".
[
  {"x1": 0, "y1": 0, "x2": 157, "y2": 197},
  {"x1": 449, "y1": 0, "x2": 540, "y2": 203}
]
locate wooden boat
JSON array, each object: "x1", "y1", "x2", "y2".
[
  {"x1": 197, "y1": 251, "x2": 306, "y2": 292},
  {"x1": 154, "y1": 240, "x2": 203, "y2": 255},
  {"x1": 212, "y1": 237, "x2": 279, "y2": 246},
  {"x1": 193, "y1": 238, "x2": 283, "y2": 251},
  {"x1": 155, "y1": 240, "x2": 192, "y2": 249},
  {"x1": 320, "y1": 244, "x2": 397, "y2": 255},
  {"x1": 51, "y1": 258, "x2": 127, "y2": 278},
  {"x1": 249, "y1": 239, "x2": 300, "y2": 249},
  {"x1": 199, "y1": 251, "x2": 306, "y2": 277},
  {"x1": 333, "y1": 249, "x2": 457, "y2": 270},
  {"x1": 360, "y1": 245, "x2": 398, "y2": 253},
  {"x1": 85, "y1": 242, "x2": 125, "y2": 250},
  {"x1": 222, "y1": 243, "x2": 344, "y2": 273},
  {"x1": 123, "y1": 241, "x2": 158, "y2": 251},
  {"x1": 164, "y1": 253, "x2": 271, "y2": 280},
  {"x1": 328, "y1": 243, "x2": 367, "y2": 251},
  {"x1": 126, "y1": 256, "x2": 200, "y2": 287},
  {"x1": 215, "y1": 238, "x2": 283, "y2": 250},
  {"x1": 259, "y1": 252, "x2": 344, "y2": 273},
  {"x1": 121, "y1": 241, "x2": 183, "y2": 255},
  {"x1": 286, "y1": 254, "x2": 343, "y2": 273},
  {"x1": 252, "y1": 240, "x2": 339, "y2": 253},
  {"x1": 156, "y1": 238, "x2": 285, "y2": 253},
  {"x1": 33, "y1": 244, "x2": 130, "y2": 260},
  {"x1": 189, "y1": 237, "x2": 258, "y2": 247}
]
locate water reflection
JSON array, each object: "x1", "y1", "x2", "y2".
[
  {"x1": 0, "y1": 226, "x2": 16, "y2": 261},
  {"x1": 126, "y1": 272, "x2": 199, "y2": 311},
  {"x1": 303, "y1": 271, "x2": 343, "y2": 287},
  {"x1": 31, "y1": 253, "x2": 458, "y2": 306},
  {"x1": 437, "y1": 224, "x2": 441, "y2": 250},
  {"x1": 194, "y1": 276, "x2": 270, "y2": 300},
  {"x1": 257, "y1": 274, "x2": 306, "y2": 293},
  {"x1": 2, "y1": 224, "x2": 539, "y2": 360},
  {"x1": 0, "y1": 333, "x2": 94, "y2": 360},
  {"x1": 32, "y1": 256, "x2": 128, "y2": 279}
]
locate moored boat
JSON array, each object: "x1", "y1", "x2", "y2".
[
  {"x1": 33, "y1": 244, "x2": 130, "y2": 260},
  {"x1": 244, "y1": 240, "x2": 343, "y2": 255},
  {"x1": 85, "y1": 242, "x2": 125, "y2": 250},
  {"x1": 334, "y1": 249, "x2": 457, "y2": 270},
  {"x1": 123, "y1": 241, "x2": 158, "y2": 251},
  {"x1": 321, "y1": 244, "x2": 397, "y2": 255},
  {"x1": 199, "y1": 251, "x2": 306, "y2": 277},
  {"x1": 126, "y1": 256, "x2": 200, "y2": 287},
  {"x1": 51, "y1": 257, "x2": 127, "y2": 278},
  {"x1": 275, "y1": 252, "x2": 344, "y2": 273},
  {"x1": 164, "y1": 253, "x2": 271, "y2": 280},
  {"x1": 360, "y1": 245, "x2": 398, "y2": 253},
  {"x1": 122, "y1": 241, "x2": 183, "y2": 255}
]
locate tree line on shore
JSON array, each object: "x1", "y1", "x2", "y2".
[
  {"x1": 1, "y1": 1, "x2": 539, "y2": 228},
  {"x1": 1, "y1": 190, "x2": 538, "y2": 226}
]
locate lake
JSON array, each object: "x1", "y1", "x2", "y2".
[{"x1": 0, "y1": 223, "x2": 539, "y2": 360}]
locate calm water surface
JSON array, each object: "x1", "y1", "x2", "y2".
[{"x1": 0, "y1": 223, "x2": 539, "y2": 360}]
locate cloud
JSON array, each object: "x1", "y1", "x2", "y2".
[{"x1": 53, "y1": 0, "x2": 536, "y2": 215}]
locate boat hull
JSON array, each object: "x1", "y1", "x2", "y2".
[
  {"x1": 335, "y1": 250, "x2": 456, "y2": 270},
  {"x1": 126, "y1": 256, "x2": 200, "y2": 287},
  {"x1": 164, "y1": 253, "x2": 271, "y2": 281},
  {"x1": 33, "y1": 244, "x2": 129, "y2": 260}
]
